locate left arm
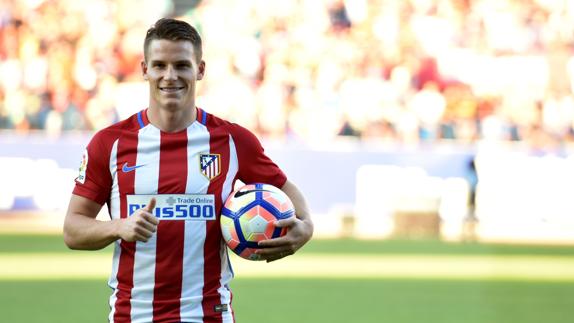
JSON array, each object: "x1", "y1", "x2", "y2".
[{"x1": 256, "y1": 179, "x2": 314, "y2": 262}]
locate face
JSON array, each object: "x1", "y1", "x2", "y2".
[{"x1": 142, "y1": 39, "x2": 205, "y2": 112}]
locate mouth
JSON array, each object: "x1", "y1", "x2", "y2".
[{"x1": 159, "y1": 86, "x2": 185, "y2": 93}]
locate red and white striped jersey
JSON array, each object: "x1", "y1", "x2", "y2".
[{"x1": 73, "y1": 108, "x2": 287, "y2": 323}]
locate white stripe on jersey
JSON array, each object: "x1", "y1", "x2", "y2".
[
  {"x1": 218, "y1": 135, "x2": 238, "y2": 314},
  {"x1": 108, "y1": 139, "x2": 120, "y2": 323},
  {"x1": 131, "y1": 125, "x2": 161, "y2": 323},
  {"x1": 180, "y1": 122, "x2": 211, "y2": 321},
  {"x1": 109, "y1": 139, "x2": 120, "y2": 221}
]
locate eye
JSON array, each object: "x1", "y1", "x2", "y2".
[
  {"x1": 176, "y1": 63, "x2": 191, "y2": 69},
  {"x1": 153, "y1": 62, "x2": 165, "y2": 69}
]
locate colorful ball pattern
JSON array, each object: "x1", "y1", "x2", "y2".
[{"x1": 221, "y1": 183, "x2": 295, "y2": 260}]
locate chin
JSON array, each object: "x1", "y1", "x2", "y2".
[{"x1": 160, "y1": 100, "x2": 185, "y2": 111}]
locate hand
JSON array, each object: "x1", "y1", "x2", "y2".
[
  {"x1": 256, "y1": 216, "x2": 313, "y2": 262},
  {"x1": 117, "y1": 198, "x2": 159, "y2": 242}
]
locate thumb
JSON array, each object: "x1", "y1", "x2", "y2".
[
  {"x1": 144, "y1": 198, "x2": 156, "y2": 213},
  {"x1": 274, "y1": 216, "x2": 296, "y2": 228}
]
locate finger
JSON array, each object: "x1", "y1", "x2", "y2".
[
  {"x1": 259, "y1": 252, "x2": 282, "y2": 262},
  {"x1": 257, "y1": 236, "x2": 289, "y2": 248},
  {"x1": 135, "y1": 226, "x2": 154, "y2": 240},
  {"x1": 137, "y1": 218, "x2": 157, "y2": 232},
  {"x1": 263, "y1": 250, "x2": 293, "y2": 263},
  {"x1": 137, "y1": 235, "x2": 149, "y2": 243},
  {"x1": 255, "y1": 246, "x2": 292, "y2": 256},
  {"x1": 132, "y1": 232, "x2": 149, "y2": 243},
  {"x1": 141, "y1": 211, "x2": 159, "y2": 225},
  {"x1": 143, "y1": 198, "x2": 156, "y2": 213},
  {"x1": 274, "y1": 216, "x2": 296, "y2": 228}
]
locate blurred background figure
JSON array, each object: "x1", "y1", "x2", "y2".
[{"x1": 0, "y1": 0, "x2": 573, "y2": 145}]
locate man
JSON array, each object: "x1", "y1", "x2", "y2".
[{"x1": 63, "y1": 18, "x2": 313, "y2": 323}]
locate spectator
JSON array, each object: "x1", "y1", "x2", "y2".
[{"x1": 1, "y1": 0, "x2": 574, "y2": 147}]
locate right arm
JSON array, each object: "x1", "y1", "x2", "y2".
[{"x1": 63, "y1": 194, "x2": 158, "y2": 250}]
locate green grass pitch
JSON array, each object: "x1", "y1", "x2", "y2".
[{"x1": 0, "y1": 234, "x2": 572, "y2": 323}]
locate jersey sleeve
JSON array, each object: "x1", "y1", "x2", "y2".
[
  {"x1": 72, "y1": 131, "x2": 113, "y2": 205},
  {"x1": 230, "y1": 124, "x2": 287, "y2": 188}
]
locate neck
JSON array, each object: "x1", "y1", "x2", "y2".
[{"x1": 147, "y1": 105, "x2": 197, "y2": 132}]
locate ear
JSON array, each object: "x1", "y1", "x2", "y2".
[
  {"x1": 141, "y1": 60, "x2": 148, "y2": 80},
  {"x1": 196, "y1": 60, "x2": 206, "y2": 81}
]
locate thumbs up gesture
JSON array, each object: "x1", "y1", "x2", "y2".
[{"x1": 118, "y1": 198, "x2": 159, "y2": 242}]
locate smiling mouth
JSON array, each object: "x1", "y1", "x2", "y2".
[{"x1": 159, "y1": 87, "x2": 185, "y2": 93}]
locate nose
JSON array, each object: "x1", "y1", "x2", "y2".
[{"x1": 164, "y1": 65, "x2": 177, "y2": 80}]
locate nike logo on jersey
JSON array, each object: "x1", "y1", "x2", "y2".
[
  {"x1": 234, "y1": 189, "x2": 274, "y2": 198},
  {"x1": 122, "y1": 162, "x2": 144, "y2": 173}
]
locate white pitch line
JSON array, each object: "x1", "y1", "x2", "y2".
[{"x1": 1, "y1": 253, "x2": 574, "y2": 281}]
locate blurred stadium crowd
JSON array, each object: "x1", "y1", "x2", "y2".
[{"x1": 2, "y1": 0, "x2": 574, "y2": 150}]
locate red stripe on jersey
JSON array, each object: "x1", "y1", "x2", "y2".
[
  {"x1": 141, "y1": 109, "x2": 150, "y2": 126},
  {"x1": 202, "y1": 114, "x2": 229, "y2": 322},
  {"x1": 153, "y1": 131, "x2": 188, "y2": 322},
  {"x1": 114, "y1": 132, "x2": 139, "y2": 323}
]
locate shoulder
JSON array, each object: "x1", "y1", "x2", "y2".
[
  {"x1": 89, "y1": 112, "x2": 142, "y2": 150},
  {"x1": 203, "y1": 110, "x2": 256, "y2": 139},
  {"x1": 203, "y1": 110, "x2": 232, "y2": 130}
]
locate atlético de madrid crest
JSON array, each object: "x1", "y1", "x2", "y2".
[{"x1": 199, "y1": 153, "x2": 221, "y2": 180}]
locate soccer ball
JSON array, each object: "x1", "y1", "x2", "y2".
[{"x1": 221, "y1": 183, "x2": 295, "y2": 260}]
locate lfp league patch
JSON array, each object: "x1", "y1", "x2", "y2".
[{"x1": 76, "y1": 149, "x2": 88, "y2": 184}]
